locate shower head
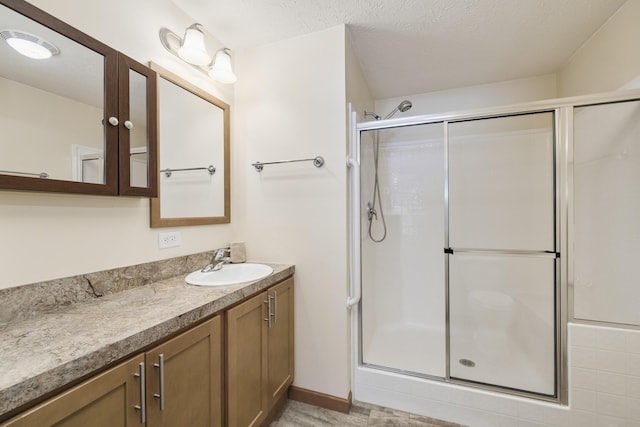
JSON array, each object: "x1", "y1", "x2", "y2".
[
  {"x1": 398, "y1": 100, "x2": 412, "y2": 112},
  {"x1": 384, "y1": 100, "x2": 413, "y2": 119}
]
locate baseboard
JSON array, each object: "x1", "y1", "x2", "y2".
[{"x1": 288, "y1": 386, "x2": 352, "y2": 414}]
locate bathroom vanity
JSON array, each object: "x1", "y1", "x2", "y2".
[{"x1": 0, "y1": 254, "x2": 294, "y2": 426}]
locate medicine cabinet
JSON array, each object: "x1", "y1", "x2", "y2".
[{"x1": 0, "y1": 0, "x2": 157, "y2": 196}]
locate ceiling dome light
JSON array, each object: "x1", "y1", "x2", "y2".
[
  {"x1": 178, "y1": 23, "x2": 211, "y2": 66},
  {"x1": 0, "y1": 29, "x2": 60, "y2": 59},
  {"x1": 209, "y1": 48, "x2": 237, "y2": 84}
]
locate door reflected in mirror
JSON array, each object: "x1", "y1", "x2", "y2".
[{"x1": 150, "y1": 63, "x2": 230, "y2": 227}]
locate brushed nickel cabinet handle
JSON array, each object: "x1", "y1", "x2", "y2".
[
  {"x1": 133, "y1": 361, "x2": 146, "y2": 423},
  {"x1": 264, "y1": 297, "x2": 272, "y2": 328},
  {"x1": 153, "y1": 354, "x2": 165, "y2": 410},
  {"x1": 270, "y1": 291, "x2": 277, "y2": 324}
]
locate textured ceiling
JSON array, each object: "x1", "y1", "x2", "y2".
[{"x1": 172, "y1": 0, "x2": 626, "y2": 99}]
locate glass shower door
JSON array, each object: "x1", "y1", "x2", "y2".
[
  {"x1": 447, "y1": 112, "x2": 557, "y2": 396},
  {"x1": 360, "y1": 122, "x2": 446, "y2": 378}
]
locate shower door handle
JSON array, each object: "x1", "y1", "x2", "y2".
[{"x1": 446, "y1": 247, "x2": 559, "y2": 258}]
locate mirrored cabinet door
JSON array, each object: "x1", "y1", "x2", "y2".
[{"x1": 118, "y1": 53, "x2": 157, "y2": 197}]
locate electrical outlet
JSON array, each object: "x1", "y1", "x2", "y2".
[{"x1": 158, "y1": 231, "x2": 181, "y2": 249}]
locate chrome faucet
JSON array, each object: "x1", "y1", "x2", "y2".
[{"x1": 201, "y1": 247, "x2": 231, "y2": 272}]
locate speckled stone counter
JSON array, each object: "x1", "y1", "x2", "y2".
[{"x1": 0, "y1": 261, "x2": 294, "y2": 418}]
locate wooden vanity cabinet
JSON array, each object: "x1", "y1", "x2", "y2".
[
  {"x1": 3, "y1": 316, "x2": 222, "y2": 427},
  {"x1": 145, "y1": 316, "x2": 222, "y2": 427},
  {"x1": 2, "y1": 355, "x2": 145, "y2": 427},
  {"x1": 226, "y1": 278, "x2": 294, "y2": 427}
]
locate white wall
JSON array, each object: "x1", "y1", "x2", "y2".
[
  {"x1": 376, "y1": 73, "x2": 557, "y2": 119},
  {"x1": 558, "y1": 0, "x2": 640, "y2": 96},
  {"x1": 0, "y1": 0, "x2": 234, "y2": 289},
  {"x1": 233, "y1": 25, "x2": 351, "y2": 399}
]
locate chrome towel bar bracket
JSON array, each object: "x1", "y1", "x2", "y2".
[{"x1": 252, "y1": 156, "x2": 325, "y2": 172}]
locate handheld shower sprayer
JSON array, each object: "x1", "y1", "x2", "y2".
[
  {"x1": 363, "y1": 100, "x2": 412, "y2": 121},
  {"x1": 384, "y1": 100, "x2": 412, "y2": 119},
  {"x1": 365, "y1": 100, "x2": 413, "y2": 243}
]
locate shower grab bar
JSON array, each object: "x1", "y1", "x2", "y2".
[
  {"x1": 347, "y1": 154, "x2": 361, "y2": 308},
  {"x1": 445, "y1": 248, "x2": 560, "y2": 258},
  {"x1": 252, "y1": 156, "x2": 324, "y2": 172},
  {"x1": 0, "y1": 169, "x2": 49, "y2": 179},
  {"x1": 347, "y1": 109, "x2": 361, "y2": 308},
  {"x1": 160, "y1": 165, "x2": 216, "y2": 178}
]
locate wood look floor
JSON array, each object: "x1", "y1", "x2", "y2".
[{"x1": 270, "y1": 399, "x2": 466, "y2": 426}]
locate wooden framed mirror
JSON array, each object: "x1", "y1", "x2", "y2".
[{"x1": 149, "y1": 63, "x2": 230, "y2": 227}]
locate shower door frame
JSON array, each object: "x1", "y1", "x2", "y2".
[
  {"x1": 350, "y1": 88, "x2": 640, "y2": 405},
  {"x1": 356, "y1": 108, "x2": 571, "y2": 403}
]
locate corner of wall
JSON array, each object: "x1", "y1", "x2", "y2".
[{"x1": 557, "y1": 1, "x2": 640, "y2": 97}]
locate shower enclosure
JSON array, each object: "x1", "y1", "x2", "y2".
[{"x1": 349, "y1": 99, "x2": 572, "y2": 402}]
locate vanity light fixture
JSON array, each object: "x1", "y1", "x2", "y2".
[
  {"x1": 0, "y1": 29, "x2": 60, "y2": 59},
  {"x1": 159, "y1": 24, "x2": 237, "y2": 84}
]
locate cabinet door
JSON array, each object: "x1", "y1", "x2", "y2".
[
  {"x1": 267, "y1": 278, "x2": 294, "y2": 405},
  {"x1": 145, "y1": 316, "x2": 222, "y2": 427},
  {"x1": 3, "y1": 355, "x2": 145, "y2": 427},
  {"x1": 117, "y1": 52, "x2": 158, "y2": 197},
  {"x1": 227, "y1": 291, "x2": 268, "y2": 427}
]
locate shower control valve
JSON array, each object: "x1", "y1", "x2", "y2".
[{"x1": 367, "y1": 202, "x2": 377, "y2": 221}]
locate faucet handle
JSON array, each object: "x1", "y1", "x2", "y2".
[{"x1": 214, "y1": 247, "x2": 230, "y2": 260}]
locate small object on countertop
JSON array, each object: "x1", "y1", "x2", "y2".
[{"x1": 230, "y1": 241, "x2": 247, "y2": 263}]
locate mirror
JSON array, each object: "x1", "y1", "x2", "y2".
[
  {"x1": 0, "y1": 0, "x2": 156, "y2": 196},
  {"x1": 117, "y1": 53, "x2": 158, "y2": 197},
  {"x1": 150, "y1": 63, "x2": 230, "y2": 227}
]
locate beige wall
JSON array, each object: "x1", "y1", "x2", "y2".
[
  {"x1": 233, "y1": 25, "x2": 351, "y2": 399},
  {"x1": 346, "y1": 30, "x2": 375, "y2": 121},
  {"x1": 0, "y1": 0, "x2": 234, "y2": 289},
  {"x1": 558, "y1": 0, "x2": 640, "y2": 96},
  {"x1": 0, "y1": 76, "x2": 102, "y2": 181}
]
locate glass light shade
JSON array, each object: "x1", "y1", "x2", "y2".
[
  {"x1": 209, "y1": 49, "x2": 237, "y2": 84},
  {"x1": 3, "y1": 30, "x2": 59, "y2": 59},
  {"x1": 178, "y1": 24, "x2": 211, "y2": 66}
]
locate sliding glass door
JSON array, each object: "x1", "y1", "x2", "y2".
[{"x1": 447, "y1": 112, "x2": 558, "y2": 396}]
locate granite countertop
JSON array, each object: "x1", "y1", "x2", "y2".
[{"x1": 0, "y1": 263, "x2": 294, "y2": 417}]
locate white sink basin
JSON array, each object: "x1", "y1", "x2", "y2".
[{"x1": 185, "y1": 263, "x2": 273, "y2": 286}]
